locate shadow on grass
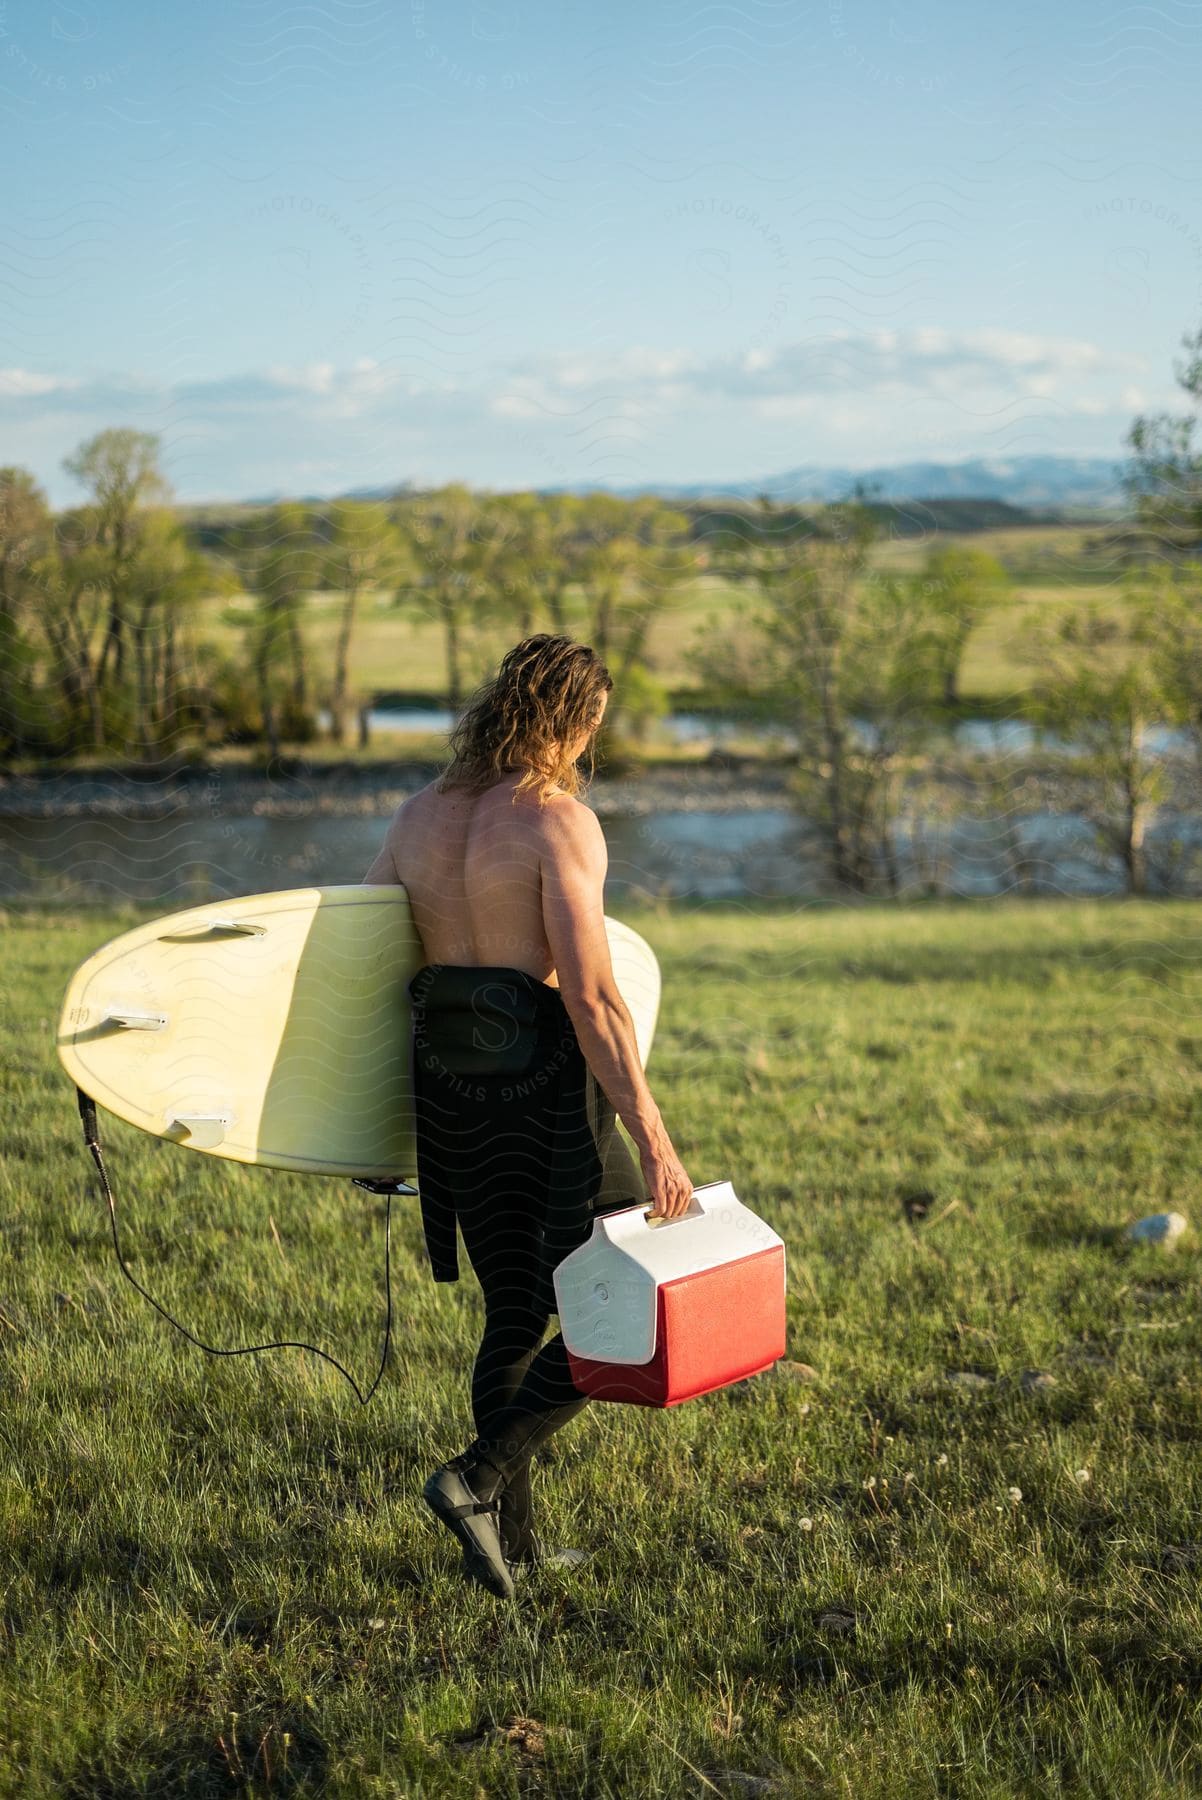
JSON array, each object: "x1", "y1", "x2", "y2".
[
  {"x1": 64, "y1": 1714, "x2": 327, "y2": 1799},
  {"x1": 1022, "y1": 1204, "x2": 1126, "y2": 1250},
  {"x1": 762, "y1": 1624, "x2": 1202, "y2": 1714}
]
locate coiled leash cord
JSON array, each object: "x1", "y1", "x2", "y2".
[{"x1": 75, "y1": 1085, "x2": 402, "y2": 1407}]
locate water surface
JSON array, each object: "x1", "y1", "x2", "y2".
[{"x1": 4, "y1": 806, "x2": 1198, "y2": 905}]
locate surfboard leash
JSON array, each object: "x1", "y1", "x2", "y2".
[{"x1": 74, "y1": 1085, "x2": 397, "y2": 1407}]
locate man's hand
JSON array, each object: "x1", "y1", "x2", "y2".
[{"x1": 640, "y1": 1133, "x2": 695, "y2": 1220}]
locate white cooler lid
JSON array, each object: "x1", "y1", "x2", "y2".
[{"x1": 553, "y1": 1180, "x2": 784, "y2": 1364}]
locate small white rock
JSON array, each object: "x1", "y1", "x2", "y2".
[
  {"x1": 541, "y1": 1547, "x2": 591, "y2": 1569},
  {"x1": 1127, "y1": 1211, "x2": 1188, "y2": 1247}
]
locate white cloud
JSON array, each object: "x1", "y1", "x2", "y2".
[
  {"x1": 264, "y1": 362, "x2": 337, "y2": 395},
  {"x1": 5, "y1": 328, "x2": 1153, "y2": 504},
  {"x1": 0, "y1": 368, "x2": 82, "y2": 398},
  {"x1": 490, "y1": 391, "x2": 549, "y2": 419}
]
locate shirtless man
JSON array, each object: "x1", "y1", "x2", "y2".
[
  {"x1": 361, "y1": 672, "x2": 693, "y2": 1221},
  {"x1": 361, "y1": 633, "x2": 692, "y2": 1597}
]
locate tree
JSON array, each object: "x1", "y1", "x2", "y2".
[
  {"x1": 230, "y1": 505, "x2": 323, "y2": 758},
  {"x1": 711, "y1": 493, "x2": 873, "y2": 891},
  {"x1": 122, "y1": 511, "x2": 229, "y2": 761},
  {"x1": 401, "y1": 484, "x2": 491, "y2": 714},
  {"x1": 574, "y1": 494, "x2": 645, "y2": 669},
  {"x1": 1142, "y1": 560, "x2": 1202, "y2": 776},
  {"x1": 918, "y1": 542, "x2": 1010, "y2": 707},
  {"x1": 0, "y1": 468, "x2": 53, "y2": 758},
  {"x1": 573, "y1": 495, "x2": 698, "y2": 763},
  {"x1": 1123, "y1": 318, "x2": 1202, "y2": 562},
  {"x1": 503, "y1": 491, "x2": 583, "y2": 636},
  {"x1": 322, "y1": 500, "x2": 412, "y2": 744},
  {"x1": 37, "y1": 507, "x2": 113, "y2": 751},
  {"x1": 1024, "y1": 584, "x2": 1185, "y2": 894},
  {"x1": 447, "y1": 491, "x2": 553, "y2": 655},
  {"x1": 841, "y1": 569, "x2": 951, "y2": 893},
  {"x1": 60, "y1": 428, "x2": 171, "y2": 691},
  {"x1": 692, "y1": 491, "x2": 946, "y2": 894}
]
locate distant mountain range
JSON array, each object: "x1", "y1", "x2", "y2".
[
  {"x1": 537, "y1": 455, "x2": 1131, "y2": 512},
  {"x1": 241, "y1": 454, "x2": 1131, "y2": 513}
]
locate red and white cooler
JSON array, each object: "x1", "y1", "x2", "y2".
[{"x1": 552, "y1": 1179, "x2": 786, "y2": 1406}]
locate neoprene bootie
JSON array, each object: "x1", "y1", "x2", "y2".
[{"x1": 422, "y1": 1453, "x2": 515, "y2": 1600}]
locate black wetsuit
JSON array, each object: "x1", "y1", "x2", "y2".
[{"x1": 407, "y1": 963, "x2": 644, "y2": 1502}]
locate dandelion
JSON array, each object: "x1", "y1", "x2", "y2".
[
  {"x1": 799, "y1": 1516, "x2": 814, "y2": 1532},
  {"x1": 1008, "y1": 1486, "x2": 1023, "y2": 1504},
  {"x1": 1073, "y1": 1468, "x2": 1091, "y2": 1485},
  {"x1": 936, "y1": 1453, "x2": 948, "y2": 1467},
  {"x1": 863, "y1": 1475, "x2": 877, "y2": 1490}
]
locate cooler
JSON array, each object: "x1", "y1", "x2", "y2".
[{"x1": 552, "y1": 1179, "x2": 786, "y2": 1406}]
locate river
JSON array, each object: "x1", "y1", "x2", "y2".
[{"x1": 4, "y1": 804, "x2": 1199, "y2": 905}]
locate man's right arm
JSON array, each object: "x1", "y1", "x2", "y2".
[{"x1": 537, "y1": 798, "x2": 671, "y2": 1162}]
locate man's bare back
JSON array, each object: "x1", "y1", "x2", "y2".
[
  {"x1": 362, "y1": 771, "x2": 567, "y2": 984},
  {"x1": 361, "y1": 764, "x2": 695, "y2": 1220}
]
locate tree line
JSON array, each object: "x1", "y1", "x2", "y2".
[
  {"x1": 0, "y1": 434, "x2": 701, "y2": 766},
  {"x1": 1, "y1": 315, "x2": 1199, "y2": 895}
]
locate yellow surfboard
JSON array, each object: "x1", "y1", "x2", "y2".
[{"x1": 56, "y1": 885, "x2": 661, "y2": 1180}]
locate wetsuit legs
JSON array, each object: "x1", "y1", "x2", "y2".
[
  {"x1": 452, "y1": 1178, "x2": 592, "y2": 1541},
  {"x1": 454, "y1": 1115, "x2": 644, "y2": 1504},
  {"x1": 467, "y1": 1334, "x2": 592, "y2": 1490},
  {"x1": 466, "y1": 1296, "x2": 547, "y2": 1547}
]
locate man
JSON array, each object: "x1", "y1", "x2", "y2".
[{"x1": 361, "y1": 634, "x2": 693, "y2": 1598}]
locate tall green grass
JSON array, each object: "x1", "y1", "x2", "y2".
[{"x1": 3, "y1": 897, "x2": 1200, "y2": 1797}]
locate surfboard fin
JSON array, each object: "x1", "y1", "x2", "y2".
[
  {"x1": 158, "y1": 918, "x2": 267, "y2": 938},
  {"x1": 165, "y1": 1112, "x2": 233, "y2": 1149},
  {"x1": 101, "y1": 1008, "x2": 168, "y2": 1031}
]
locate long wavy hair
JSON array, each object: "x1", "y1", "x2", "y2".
[{"x1": 435, "y1": 635, "x2": 613, "y2": 807}]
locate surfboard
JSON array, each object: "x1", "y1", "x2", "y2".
[{"x1": 56, "y1": 885, "x2": 661, "y2": 1180}]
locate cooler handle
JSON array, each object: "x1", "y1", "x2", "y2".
[{"x1": 598, "y1": 1189, "x2": 708, "y2": 1246}]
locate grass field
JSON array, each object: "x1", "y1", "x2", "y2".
[{"x1": 3, "y1": 897, "x2": 1201, "y2": 1797}]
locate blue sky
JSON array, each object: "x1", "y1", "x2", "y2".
[{"x1": 3, "y1": 0, "x2": 1202, "y2": 506}]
